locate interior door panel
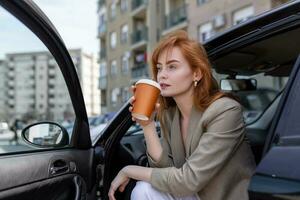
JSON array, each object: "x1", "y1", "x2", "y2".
[{"x1": 0, "y1": 149, "x2": 96, "y2": 200}]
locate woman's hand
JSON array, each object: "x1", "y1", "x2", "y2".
[
  {"x1": 129, "y1": 85, "x2": 160, "y2": 128},
  {"x1": 108, "y1": 169, "x2": 130, "y2": 200}
]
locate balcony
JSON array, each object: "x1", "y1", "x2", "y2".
[
  {"x1": 99, "y1": 49, "x2": 106, "y2": 60},
  {"x1": 7, "y1": 80, "x2": 14, "y2": 87},
  {"x1": 7, "y1": 71, "x2": 14, "y2": 77},
  {"x1": 131, "y1": 27, "x2": 148, "y2": 50},
  {"x1": 97, "y1": 23, "x2": 107, "y2": 38},
  {"x1": 98, "y1": 0, "x2": 105, "y2": 8},
  {"x1": 49, "y1": 69, "x2": 55, "y2": 75},
  {"x1": 163, "y1": 4, "x2": 188, "y2": 35},
  {"x1": 8, "y1": 90, "x2": 14, "y2": 96},
  {"x1": 131, "y1": 63, "x2": 149, "y2": 80},
  {"x1": 131, "y1": 0, "x2": 147, "y2": 18},
  {"x1": 49, "y1": 79, "x2": 56, "y2": 86},
  {"x1": 99, "y1": 76, "x2": 107, "y2": 90},
  {"x1": 8, "y1": 99, "x2": 14, "y2": 106}
]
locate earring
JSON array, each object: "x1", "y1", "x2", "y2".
[{"x1": 194, "y1": 80, "x2": 198, "y2": 87}]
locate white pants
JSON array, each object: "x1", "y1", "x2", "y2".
[{"x1": 131, "y1": 181, "x2": 200, "y2": 200}]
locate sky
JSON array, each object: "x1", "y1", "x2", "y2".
[{"x1": 0, "y1": 0, "x2": 98, "y2": 59}]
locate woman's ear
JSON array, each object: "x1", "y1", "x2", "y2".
[{"x1": 193, "y1": 70, "x2": 202, "y2": 81}]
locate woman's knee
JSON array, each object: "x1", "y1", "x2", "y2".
[{"x1": 130, "y1": 181, "x2": 153, "y2": 199}]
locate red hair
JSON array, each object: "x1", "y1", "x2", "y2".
[{"x1": 151, "y1": 30, "x2": 233, "y2": 121}]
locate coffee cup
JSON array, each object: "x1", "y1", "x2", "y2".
[{"x1": 132, "y1": 79, "x2": 161, "y2": 121}]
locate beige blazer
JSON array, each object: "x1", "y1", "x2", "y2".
[{"x1": 148, "y1": 97, "x2": 256, "y2": 200}]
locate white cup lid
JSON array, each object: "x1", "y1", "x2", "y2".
[{"x1": 135, "y1": 79, "x2": 161, "y2": 91}]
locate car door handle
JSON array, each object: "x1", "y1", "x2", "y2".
[
  {"x1": 50, "y1": 165, "x2": 69, "y2": 175},
  {"x1": 49, "y1": 159, "x2": 69, "y2": 175}
]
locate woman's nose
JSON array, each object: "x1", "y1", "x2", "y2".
[{"x1": 157, "y1": 69, "x2": 167, "y2": 80}]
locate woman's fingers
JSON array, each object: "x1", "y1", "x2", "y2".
[
  {"x1": 129, "y1": 96, "x2": 135, "y2": 105},
  {"x1": 108, "y1": 187, "x2": 116, "y2": 200},
  {"x1": 130, "y1": 85, "x2": 136, "y2": 93},
  {"x1": 119, "y1": 179, "x2": 130, "y2": 192}
]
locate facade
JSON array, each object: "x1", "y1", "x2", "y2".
[
  {"x1": 0, "y1": 60, "x2": 5, "y2": 120},
  {"x1": 97, "y1": 0, "x2": 289, "y2": 113},
  {"x1": 2, "y1": 49, "x2": 100, "y2": 123}
]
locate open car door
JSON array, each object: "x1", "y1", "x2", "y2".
[
  {"x1": 248, "y1": 56, "x2": 300, "y2": 199},
  {"x1": 0, "y1": 1, "x2": 97, "y2": 199}
]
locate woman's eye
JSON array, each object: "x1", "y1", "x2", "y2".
[
  {"x1": 156, "y1": 66, "x2": 162, "y2": 71},
  {"x1": 168, "y1": 65, "x2": 176, "y2": 69}
]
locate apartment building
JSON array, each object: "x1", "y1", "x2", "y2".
[
  {"x1": 97, "y1": 0, "x2": 165, "y2": 113},
  {"x1": 188, "y1": 0, "x2": 289, "y2": 43},
  {"x1": 97, "y1": 0, "x2": 289, "y2": 113},
  {"x1": 0, "y1": 60, "x2": 5, "y2": 119},
  {"x1": 2, "y1": 49, "x2": 100, "y2": 122}
]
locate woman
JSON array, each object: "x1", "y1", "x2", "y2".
[{"x1": 108, "y1": 30, "x2": 256, "y2": 200}]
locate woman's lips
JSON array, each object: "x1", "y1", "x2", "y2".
[{"x1": 160, "y1": 83, "x2": 170, "y2": 89}]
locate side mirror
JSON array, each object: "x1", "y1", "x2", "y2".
[
  {"x1": 21, "y1": 122, "x2": 69, "y2": 148},
  {"x1": 220, "y1": 78, "x2": 257, "y2": 91}
]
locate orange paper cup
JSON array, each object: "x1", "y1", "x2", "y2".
[{"x1": 132, "y1": 79, "x2": 161, "y2": 121}]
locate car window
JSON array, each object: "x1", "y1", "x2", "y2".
[
  {"x1": 218, "y1": 73, "x2": 289, "y2": 124},
  {"x1": 0, "y1": 6, "x2": 75, "y2": 154}
]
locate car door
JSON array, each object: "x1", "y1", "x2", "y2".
[
  {"x1": 248, "y1": 55, "x2": 300, "y2": 200},
  {"x1": 0, "y1": 1, "x2": 97, "y2": 199}
]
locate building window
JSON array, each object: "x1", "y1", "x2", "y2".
[
  {"x1": 121, "y1": 54, "x2": 129, "y2": 74},
  {"x1": 99, "y1": 13, "x2": 105, "y2": 25},
  {"x1": 120, "y1": 0, "x2": 128, "y2": 12},
  {"x1": 100, "y1": 62, "x2": 107, "y2": 77},
  {"x1": 111, "y1": 88, "x2": 120, "y2": 106},
  {"x1": 198, "y1": 22, "x2": 215, "y2": 43},
  {"x1": 121, "y1": 87, "x2": 130, "y2": 103},
  {"x1": 110, "y1": 60, "x2": 117, "y2": 76},
  {"x1": 120, "y1": 24, "x2": 128, "y2": 44},
  {"x1": 197, "y1": 0, "x2": 209, "y2": 6},
  {"x1": 110, "y1": 3, "x2": 116, "y2": 20},
  {"x1": 233, "y1": 6, "x2": 254, "y2": 25},
  {"x1": 110, "y1": 31, "x2": 117, "y2": 49},
  {"x1": 101, "y1": 90, "x2": 106, "y2": 106}
]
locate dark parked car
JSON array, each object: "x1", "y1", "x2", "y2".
[{"x1": 0, "y1": 1, "x2": 300, "y2": 200}]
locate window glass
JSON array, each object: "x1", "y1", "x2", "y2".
[
  {"x1": 0, "y1": 7, "x2": 75, "y2": 154},
  {"x1": 121, "y1": 24, "x2": 128, "y2": 44},
  {"x1": 100, "y1": 62, "x2": 107, "y2": 77},
  {"x1": 233, "y1": 6, "x2": 254, "y2": 25},
  {"x1": 111, "y1": 88, "x2": 120, "y2": 107},
  {"x1": 197, "y1": 0, "x2": 209, "y2": 6},
  {"x1": 121, "y1": 87, "x2": 130, "y2": 103},
  {"x1": 120, "y1": 0, "x2": 128, "y2": 12},
  {"x1": 225, "y1": 73, "x2": 288, "y2": 124},
  {"x1": 198, "y1": 22, "x2": 215, "y2": 42},
  {"x1": 121, "y1": 54, "x2": 129, "y2": 74},
  {"x1": 110, "y1": 31, "x2": 117, "y2": 49},
  {"x1": 110, "y1": 3, "x2": 116, "y2": 20},
  {"x1": 110, "y1": 60, "x2": 117, "y2": 76}
]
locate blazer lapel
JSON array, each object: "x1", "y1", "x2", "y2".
[
  {"x1": 185, "y1": 105, "x2": 203, "y2": 156},
  {"x1": 170, "y1": 106, "x2": 186, "y2": 167}
]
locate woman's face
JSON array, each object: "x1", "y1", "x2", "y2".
[{"x1": 156, "y1": 47, "x2": 197, "y2": 98}]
